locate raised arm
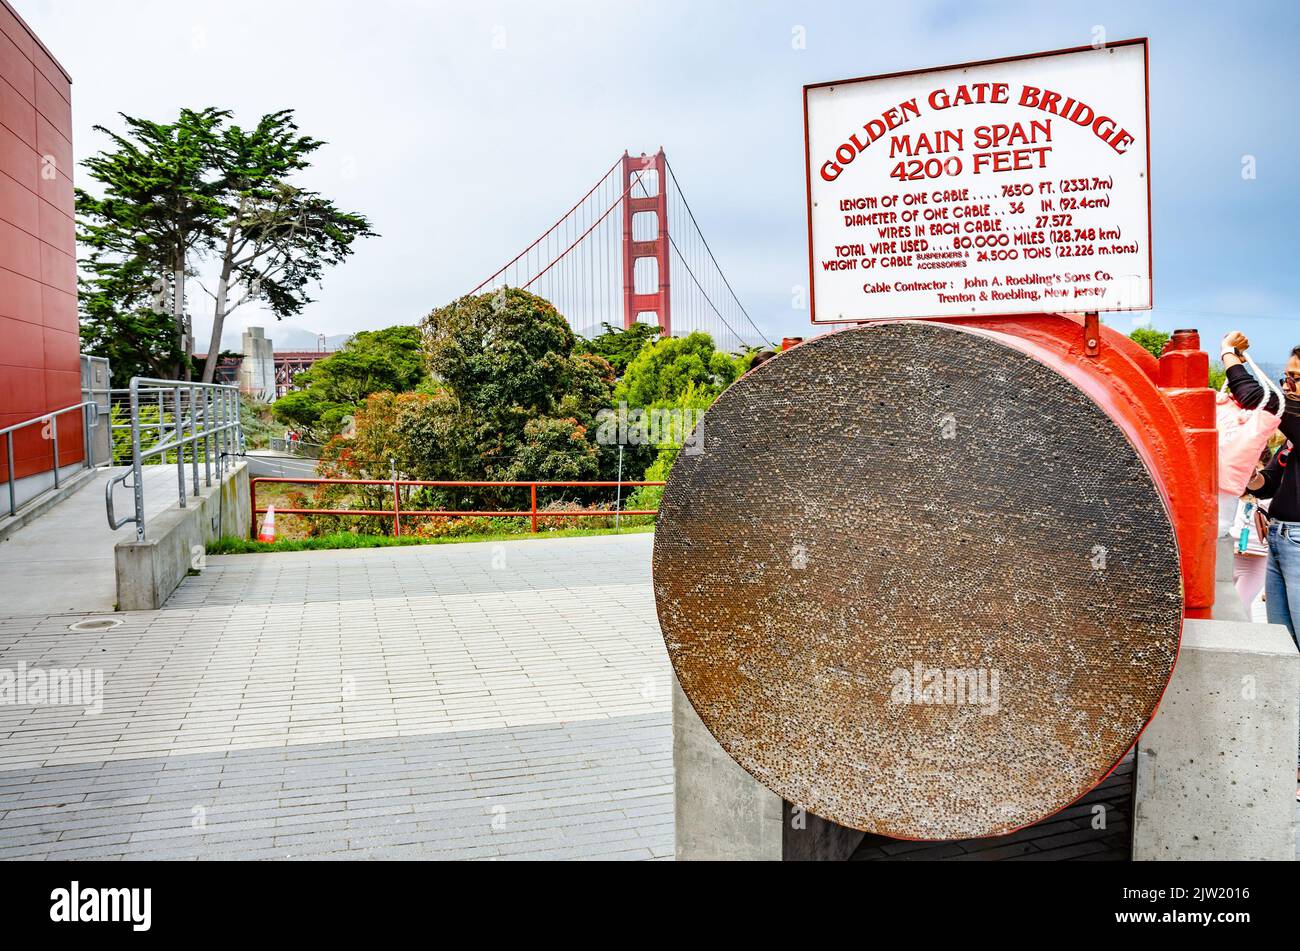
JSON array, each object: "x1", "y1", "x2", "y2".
[{"x1": 1220, "y1": 331, "x2": 1280, "y2": 413}]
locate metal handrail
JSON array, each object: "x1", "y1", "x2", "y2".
[
  {"x1": 268, "y1": 436, "x2": 324, "y2": 458},
  {"x1": 105, "y1": 377, "x2": 244, "y2": 540},
  {"x1": 251, "y1": 476, "x2": 665, "y2": 537},
  {"x1": 2, "y1": 400, "x2": 99, "y2": 517},
  {"x1": 106, "y1": 386, "x2": 216, "y2": 461}
]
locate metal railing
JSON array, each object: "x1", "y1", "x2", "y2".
[
  {"x1": 1, "y1": 401, "x2": 100, "y2": 517},
  {"x1": 268, "y1": 437, "x2": 324, "y2": 458},
  {"x1": 105, "y1": 386, "x2": 209, "y2": 465},
  {"x1": 251, "y1": 477, "x2": 665, "y2": 537},
  {"x1": 106, "y1": 378, "x2": 245, "y2": 540}
]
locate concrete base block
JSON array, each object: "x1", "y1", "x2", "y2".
[
  {"x1": 782, "y1": 801, "x2": 866, "y2": 862},
  {"x1": 115, "y1": 463, "x2": 250, "y2": 611},
  {"x1": 1133, "y1": 617, "x2": 1299, "y2": 861},
  {"x1": 673, "y1": 675, "x2": 864, "y2": 860}
]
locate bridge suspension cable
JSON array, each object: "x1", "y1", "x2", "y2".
[
  {"x1": 470, "y1": 151, "x2": 769, "y2": 353},
  {"x1": 658, "y1": 157, "x2": 769, "y2": 353},
  {"x1": 470, "y1": 158, "x2": 627, "y2": 341}
]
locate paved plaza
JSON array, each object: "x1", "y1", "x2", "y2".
[
  {"x1": 0, "y1": 534, "x2": 673, "y2": 860},
  {"x1": 0, "y1": 511, "x2": 1293, "y2": 861}
]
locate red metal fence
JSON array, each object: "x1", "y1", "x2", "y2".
[{"x1": 250, "y1": 477, "x2": 665, "y2": 537}]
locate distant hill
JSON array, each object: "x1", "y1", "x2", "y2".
[{"x1": 221, "y1": 325, "x2": 351, "y2": 352}]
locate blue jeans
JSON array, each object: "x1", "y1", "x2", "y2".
[{"x1": 1264, "y1": 520, "x2": 1300, "y2": 652}]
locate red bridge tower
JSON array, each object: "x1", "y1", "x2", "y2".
[{"x1": 620, "y1": 150, "x2": 671, "y2": 336}]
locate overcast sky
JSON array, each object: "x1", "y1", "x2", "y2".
[{"x1": 16, "y1": 0, "x2": 1300, "y2": 361}]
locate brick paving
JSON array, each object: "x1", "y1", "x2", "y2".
[
  {"x1": 0, "y1": 534, "x2": 673, "y2": 860},
  {"x1": 2, "y1": 530, "x2": 1289, "y2": 860}
]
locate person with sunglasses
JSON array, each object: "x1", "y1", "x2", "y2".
[{"x1": 1222, "y1": 331, "x2": 1300, "y2": 649}]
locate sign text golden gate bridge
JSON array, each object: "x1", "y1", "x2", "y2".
[{"x1": 471, "y1": 150, "x2": 770, "y2": 353}]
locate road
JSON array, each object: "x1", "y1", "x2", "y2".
[{"x1": 242, "y1": 451, "x2": 320, "y2": 480}]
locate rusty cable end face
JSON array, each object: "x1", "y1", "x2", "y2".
[{"x1": 653, "y1": 321, "x2": 1182, "y2": 840}]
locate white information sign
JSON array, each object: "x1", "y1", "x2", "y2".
[{"x1": 803, "y1": 40, "x2": 1151, "y2": 322}]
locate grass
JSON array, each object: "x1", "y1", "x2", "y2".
[{"x1": 207, "y1": 524, "x2": 655, "y2": 555}]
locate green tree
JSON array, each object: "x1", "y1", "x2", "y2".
[
  {"x1": 501, "y1": 416, "x2": 601, "y2": 483},
  {"x1": 78, "y1": 108, "x2": 231, "y2": 378},
  {"x1": 641, "y1": 381, "x2": 717, "y2": 480},
  {"x1": 198, "y1": 111, "x2": 376, "y2": 382},
  {"x1": 273, "y1": 326, "x2": 426, "y2": 439},
  {"x1": 424, "y1": 289, "x2": 586, "y2": 418},
  {"x1": 76, "y1": 108, "x2": 376, "y2": 384},
  {"x1": 576, "y1": 321, "x2": 661, "y2": 375},
  {"x1": 605, "y1": 331, "x2": 749, "y2": 485},
  {"x1": 1128, "y1": 327, "x2": 1170, "y2": 359},
  {"x1": 613, "y1": 331, "x2": 743, "y2": 407},
  {"x1": 78, "y1": 256, "x2": 184, "y2": 380},
  {"x1": 413, "y1": 289, "x2": 615, "y2": 505},
  {"x1": 559, "y1": 352, "x2": 618, "y2": 433}
]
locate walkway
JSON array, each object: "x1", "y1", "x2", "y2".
[
  {"x1": 0, "y1": 465, "x2": 182, "y2": 616},
  {"x1": 1, "y1": 517, "x2": 1290, "y2": 860},
  {"x1": 0, "y1": 534, "x2": 672, "y2": 859}
]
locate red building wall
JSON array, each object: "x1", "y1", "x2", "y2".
[{"x1": 0, "y1": 0, "x2": 79, "y2": 482}]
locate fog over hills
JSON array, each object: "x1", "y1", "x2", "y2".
[{"x1": 219, "y1": 324, "x2": 352, "y2": 353}]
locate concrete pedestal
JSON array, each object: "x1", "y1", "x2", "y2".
[
  {"x1": 673, "y1": 675, "x2": 864, "y2": 861},
  {"x1": 1133, "y1": 617, "x2": 1299, "y2": 860}
]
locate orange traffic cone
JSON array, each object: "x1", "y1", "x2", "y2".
[{"x1": 257, "y1": 505, "x2": 277, "y2": 543}]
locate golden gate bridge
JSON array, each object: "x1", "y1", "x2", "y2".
[{"x1": 471, "y1": 150, "x2": 771, "y2": 354}]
